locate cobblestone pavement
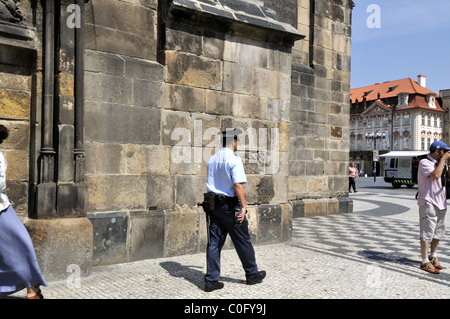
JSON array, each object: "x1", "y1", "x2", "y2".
[{"x1": 8, "y1": 178, "x2": 450, "y2": 300}]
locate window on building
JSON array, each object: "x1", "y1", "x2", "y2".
[
  {"x1": 403, "y1": 114, "x2": 410, "y2": 126},
  {"x1": 394, "y1": 115, "x2": 400, "y2": 126},
  {"x1": 403, "y1": 137, "x2": 410, "y2": 150},
  {"x1": 374, "y1": 117, "x2": 380, "y2": 127},
  {"x1": 393, "y1": 138, "x2": 399, "y2": 150}
]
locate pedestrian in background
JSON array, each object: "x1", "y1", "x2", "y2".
[
  {"x1": 203, "y1": 129, "x2": 265, "y2": 292},
  {"x1": 0, "y1": 124, "x2": 47, "y2": 298},
  {"x1": 417, "y1": 140, "x2": 450, "y2": 274},
  {"x1": 349, "y1": 162, "x2": 358, "y2": 193}
]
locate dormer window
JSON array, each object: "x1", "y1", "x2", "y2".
[
  {"x1": 397, "y1": 92, "x2": 409, "y2": 107},
  {"x1": 426, "y1": 93, "x2": 436, "y2": 108},
  {"x1": 387, "y1": 85, "x2": 398, "y2": 92}
]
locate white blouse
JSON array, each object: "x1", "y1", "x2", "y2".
[{"x1": 0, "y1": 152, "x2": 10, "y2": 211}]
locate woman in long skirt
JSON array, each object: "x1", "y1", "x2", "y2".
[{"x1": 0, "y1": 124, "x2": 47, "y2": 299}]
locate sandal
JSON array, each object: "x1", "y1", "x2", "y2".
[
  {"x1": 25, "y1": 288, "x2": 44, "y2": 299},
  {"x1": 420, "y1": 261, "x2": 439, "y2": 274},
  {"x1": 429, "y1": 257, "x2": 443, "y2": 270}
]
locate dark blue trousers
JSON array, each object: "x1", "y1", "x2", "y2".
[{"x1": 204, "y1": 199, "x2": 259, "y2": 287}]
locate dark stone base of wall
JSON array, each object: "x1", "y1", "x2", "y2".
[
  {"x1": 291, "y1": 197, "x2": 353, "y2": 218},
  {"x1": 86, "y1": 198, "x2": 352, "y2": 267},
  {"x1": 25, "y1": 198, "x2": 352, "y2": 279}
]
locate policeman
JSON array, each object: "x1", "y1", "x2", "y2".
[{"x1": 204, "y1": 129, "x2": 266, "y2": 292}]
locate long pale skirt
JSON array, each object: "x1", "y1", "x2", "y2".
[{"x1": 0, "y1": 205, "x2": 48, "y2": 295}]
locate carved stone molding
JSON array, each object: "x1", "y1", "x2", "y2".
[{"x1": 0, "y1": 0, "x2": 24, "y2": 24}]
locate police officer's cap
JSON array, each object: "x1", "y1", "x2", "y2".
[{"x1": 220, "y1": 128, "x2": 242, "y2": 141}]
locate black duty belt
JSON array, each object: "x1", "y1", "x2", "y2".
[{"x1": 215, "y1": 194, "x2": 238, "y2": 203}]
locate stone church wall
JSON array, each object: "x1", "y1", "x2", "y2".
[{"x1": 0, "y1": 0, "x2": 354, "y2": 277}]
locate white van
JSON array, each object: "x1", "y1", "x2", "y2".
[{"x1": 378, "y1": 151, "x2": 428, "y2": 188}]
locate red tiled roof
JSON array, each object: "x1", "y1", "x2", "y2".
[
  {"x1": 350, "y1": 78, "x2": 444, "y2": 112},
  {"x1": 350, "y1": 78, "x2": 437, "y2": 103}
]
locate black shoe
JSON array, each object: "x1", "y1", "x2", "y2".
[
  {"x1": 205, "y1": 282, "x2": 224, "y2": 292},
  {"x1": 246, "y1": 271, "x2": 266, "y2": 285}
]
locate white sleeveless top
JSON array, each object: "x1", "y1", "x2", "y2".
[{"x1": 0, "y1": 152, "x2": 10, "y2": 211}]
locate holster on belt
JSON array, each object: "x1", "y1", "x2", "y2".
[
  {"x1": 198, "y1": 192, "x2": 215, "y2": 215},
  {"x1": 197, "y1": 192, "x2": 216, "y2": 245}
]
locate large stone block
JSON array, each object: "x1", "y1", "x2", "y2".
[
  {"x1": 205, "y1": 90, "x2": 236, "y2": 115},
  {"x1": 126, "y1": 144, "x2": 170, "y2": 175},
  {"x1": 245, "y1": 175, "x2": 275, "y2": 205},
  {"x1": 222, "y1": 62, "x2": 252, "y2": 94},
  {"x1": 203, "y1": 31, "x2": 225, "y2": 60},
  {"x1": 170, "y1": 85, "x2": 206, "y2": 113},
  {"x1": 85, "y1": 50, "x2": 125, "y2": 75},
  {"x1": 85, "y1": 72, "x2": 133, "y2": 105},
  {"x1": 88, "y1": 212, "x2": 128, "y2": 266},
  {"x1": 85, "y1": 24, "x2": 157, "y2": 60},
  {"x1": 165, "y1": 51, "x2": 222, "y2": 89},
  {"x1": 257, "y1": 204, "x2": 281, "y2": 244},
  {"x1": 239, "y1": 39, "x2": 268, "y2": 68},
  {"x1": 4, "y1": 150, "x2": 28, "y2": 180},
  {"x1": 85, "y1": 175, "x2": 147, "y2": 212},
  {"x1": 0, "y1": 121, "x2": 29, "y2": 150},
  {"x1": 147, "y1": 175, "x2": 175, "y2": 210},
  {"x1": 301, "y1": 198, "x2": 328, "y2": 217},
  {"x1": 85, "y1": 102, "x2": 160, "y2": 145},
  {"x1": 164, "y1": 209, "x2": 199, "y2": 257},
  {"x1": 288, "y1": 176, "x2": 308, "y2": 194},
  {"x1": 176, "y1": 175, "x2": 204, "y2": 207},
  {"x1": 124, "y1": 57, "x2": 164, "y2": 81},
  {"x1": 292, "y1": 198, "x2": 338, "y2": 218},
  {"x1": 24, "y1": 217, "x2": 93, "y2": 281},
  {"x1": 0, "y1": 72, "x2": 31, "y2": 91},
  {"x1": 166, "y1": 25, "x2": 203, "y2": 56},
  {"x1": 129, "y1": 210, "x2": 165, "y2": 261},
  {"x1": 252, "y1": 68, "x2": 278, "y2": 99},
  {"x1": 132, "y1": 79, "x2": 166, "y2": 108},
  {"x1": 0, "y1": 89, "x2": 30, "y2": 118},
  {"x1": 87, "y1": 0, "x2": 156, "y2": 36},
  {"x1": 84, "y1": 141, "x2": 124, "y2": 175},
  {"x1": 161, "y1": 109, "x2": 190, "y2": 146},
  {"x1": 234, "y1": 95, "x2": 266, "y2": 119}
]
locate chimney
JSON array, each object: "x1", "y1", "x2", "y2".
[{"x1": 418, "y1": 75, "x2": 426, "y2": 87}]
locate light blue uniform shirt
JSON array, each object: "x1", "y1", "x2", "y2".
[{"x1": 206, "y1": 148, "x2": 247, "y2": 197}]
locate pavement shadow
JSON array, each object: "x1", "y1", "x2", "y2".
[
  {"x1": 357, "y1": 250, "x2": 416, "y2": 267},
  {"x1": 159, "y1": 261, "x2": 242, "y2": 291}
]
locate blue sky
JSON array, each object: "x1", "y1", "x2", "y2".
[{"x1": 350, "y1": 0, "x2": 450, "y2": 94}]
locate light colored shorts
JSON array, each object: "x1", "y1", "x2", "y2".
[{"x1": 419, "y1": 203, "x2": 446, "y2": 242}]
